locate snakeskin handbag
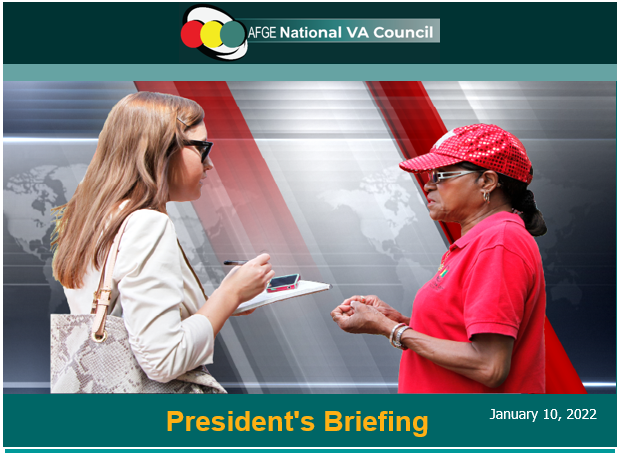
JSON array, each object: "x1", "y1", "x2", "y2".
[{"x1": 50, "y1": 215, "x2": 226, "y2": 394}]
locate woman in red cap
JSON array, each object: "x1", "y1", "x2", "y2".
[{"x1": 331, "y1": 124, "x2": 548, "y2": 393}]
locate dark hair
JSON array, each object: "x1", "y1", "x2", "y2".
[{"x1": 457, "y1": 161, "x2": 548, "y2": 237}]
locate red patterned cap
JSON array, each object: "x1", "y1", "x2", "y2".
[{"x1": 399, "y1": 124, "x2": 533, "y2": 184}]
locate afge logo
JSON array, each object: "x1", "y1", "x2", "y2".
[{"x1": 181, "y1": 5, "x2": 248, "y2": 61}]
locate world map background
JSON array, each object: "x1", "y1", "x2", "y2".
[{"x1": 4, "y1": 81, "x2": 615, "y2": 393}]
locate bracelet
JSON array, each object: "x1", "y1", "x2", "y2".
[
  {"x1": 393, "y1": 326, "x2": 410, "y2": 350},
  {"x1": 389, "y1": 323, "x2": 406, "y2": 346}
]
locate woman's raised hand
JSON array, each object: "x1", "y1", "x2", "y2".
[
  {"x1": 220, "y1": 253, "x2": 275, "y2": 304},
  {"x1": 342, "y1": 295, "x2": 409, "y2": 325},
  {"x1": 331, "y1": 300, "x2": 397, "y2": 336}
]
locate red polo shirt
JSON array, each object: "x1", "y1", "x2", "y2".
[{"x1": 398, "y1": 211, "x2": 546, "y2": 393}]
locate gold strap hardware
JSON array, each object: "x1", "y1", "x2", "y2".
[
  {"x1": 92, "y1": 289, "x2": 112, "y2": 313},
  {"x1": 91, "y1": 330, "x2": 108, "y2": 343},
  {"x1": 93, "y1": 289, "x2": 112, "y2": 299}
]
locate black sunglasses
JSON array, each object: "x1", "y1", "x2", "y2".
[{"x1": 185, "y1": 140, "x2": 213, "y2": 163}]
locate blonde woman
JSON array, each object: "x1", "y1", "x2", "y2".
[{"x1": 51, "y1": 91, "x2": 274, "y2": 388}]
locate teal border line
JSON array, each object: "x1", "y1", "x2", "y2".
[
  {"x1": 4, "y1": 64, "x2": 617, "y2": 81},
  {"x1": 5, "y1": 447, "x2": 615, "y2": 453}
]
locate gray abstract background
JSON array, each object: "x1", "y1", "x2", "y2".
[{"x1": 3, "y1": 81, "x2": 615, "y2": 393}]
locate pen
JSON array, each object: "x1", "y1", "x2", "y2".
[{"x1": 224, "y1": 260, "x2": 249, "y2": 265}]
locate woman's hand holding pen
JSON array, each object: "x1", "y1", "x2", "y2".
[
  {"x1": 198, "y1": 253, "x2": 275, "y2": 335},
  {"x1": 220, "y1": 253, "x2": 275, "y2": 303}
]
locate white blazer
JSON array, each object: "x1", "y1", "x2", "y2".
[{"x1": 64, "y1": 209, "x2": 215, "y2": 383}]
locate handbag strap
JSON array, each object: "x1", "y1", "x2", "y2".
[{"x1": 91, "y1": 214, "x2": 133, "y2": 341}]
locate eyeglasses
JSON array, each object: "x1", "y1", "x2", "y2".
[
  {"x1": 184, "y1": 140, "x2": 213, "y2": 163},
  {"x1": 428, "y1": 170, "x2": 479, "y2": 184}
]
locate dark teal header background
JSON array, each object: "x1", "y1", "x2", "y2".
[
  {"x1": 3, "y1": 395, "x2": 616, "y2": 447},
  {"x1": 4, "y1": 2, "x2": 617, "y2": 64}
]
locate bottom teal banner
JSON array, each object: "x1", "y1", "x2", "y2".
[
  {"x1": 3, "y1": 395, "x2": 615, "y2": 447},
  {"x1": 5, "y1": 451, "x2": 616, "y2": 453}
]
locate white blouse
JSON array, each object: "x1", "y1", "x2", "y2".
[{"x1": 64, "y1": 209, "x2": 215, "y2": 383}]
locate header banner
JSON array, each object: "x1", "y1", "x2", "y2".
[{"x1": 4, "y1": 2, "x2": 617, "y2": 65}]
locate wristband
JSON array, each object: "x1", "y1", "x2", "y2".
[{"x1": 389, "y1": 323, "x2": 406, "y2": 346}]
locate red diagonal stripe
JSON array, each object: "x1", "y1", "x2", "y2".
[
  {"x1": 367, "y1": 81, "x2": 460, "y2": 243},
  {"x1": 135, "y1": 81, "x2": 318, "y2": 279},
  {"x1": 367, "y1": 81, "x2": 586, "y2": 394}
]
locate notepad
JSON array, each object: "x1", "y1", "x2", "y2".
[{"x1": 233, "y1": 280, "x2": 332, "y2": 314}]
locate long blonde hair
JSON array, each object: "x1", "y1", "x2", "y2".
[{"x1": 51, "y1": 91, "x2": 204, "y2": 288}]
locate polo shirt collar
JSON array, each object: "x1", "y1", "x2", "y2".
[{"x1": 451, "y1": 211, "x2": 524, "y2": 250}]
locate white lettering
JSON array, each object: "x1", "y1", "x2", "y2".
[
  {"x1": 490, "y1": 409, "x2": 539, "y2": 422},
  {"x1": 347, "y1": 26, "x2": 358, "y2": 38}
]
